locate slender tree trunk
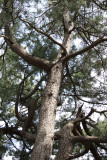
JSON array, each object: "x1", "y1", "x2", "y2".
[{"x1": 31, "y1": 62, "x2": 64, "y2": 160}]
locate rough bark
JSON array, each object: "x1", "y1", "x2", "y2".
[
  {"x1": 30, "y1": 6, "x2": 74, "y2": 160},
  {"x1": 4, "y1": 24, "x2": 53, "y2": 72},
  {"x1": 70, "y1": 136, "x2": 107, "y2": 143},
  {"x1": 55, "y1": 122, "x2": 74, "y2": 160},
  {"x1": 3, "y1": 5, "x2": 73, "y2": 159},
  {"x1": 31, "y1": 62, "x2": 64, "y2": 160},
  {"x1": 1, "y1": 1, "x2": 107, "y2": 160}
]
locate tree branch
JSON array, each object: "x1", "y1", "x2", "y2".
[
  {"x1": 74, "y1": 108, "x2": 95, "y2": 124},
  {"x1": 19, "y1": 18, "x2": 67, "y2": 54},
  {"x1": 69, "y1": 148, "x2": 89, "y2": 159},
  {"x1": 15, "y1": 81, "x2": 26, "y2": 122},
  {"x1": 23, "y1": 97, "x2": 39, "y2": 131},
  {"x1": 2, "y1": 26, "x2": 53, "y2": 71},
  {"x1": 92, "y1": 0, "x2": 107, "y2": 10},
  {"x1": 21, "y1": 75, "x2": 46, "y2": 100},
  {"x1": 0, "y1": 126, "x2": 36, "y2": 142},
  {"x1": 70, "y1": 136, "x2": 107, "y2": 143},
  {"x1": 63, "y1": 37, "x2": 107, "y2": 62}
]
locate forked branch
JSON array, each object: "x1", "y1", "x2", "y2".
[{"x1": 19, "y1": 18, "x2": 67, "y2": 54}]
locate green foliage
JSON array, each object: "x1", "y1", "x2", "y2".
[
  {"x1": 32, "y1": 38, "x2": 58, "y2": 60},
  {"x1": 0, "y1": 0, "x2": 107, "y2": 159},
  {"x1": 0, "y1": 133, "x2": 7, "y2": 158},
  {"x1": 92, "y1": 119, "x2": 107, "y2": 137}
]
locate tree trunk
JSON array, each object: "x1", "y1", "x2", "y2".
[
  {"x1": 31, "y1": 6, "x2": 73, "y2": 160},
  {"x1": 54, "y1": 122, "x2": 74, "y2": 160},
  {"x1": 31, "y1": 62, "x2": 64, "y2": 160}
]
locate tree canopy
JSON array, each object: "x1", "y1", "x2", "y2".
[{"x1": 0, "y1": 0, "x2": 107, "y2": 159}]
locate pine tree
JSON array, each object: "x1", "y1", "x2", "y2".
[{"x1": 0, "y1": 0, "x2": 107, "y2": 159}]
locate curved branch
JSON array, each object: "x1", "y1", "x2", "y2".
[
  {"x1": 7, "y1": 134, "x2": 21, "y2": 152},
  {"x1": 90, "y1": 143, "x2": 102, "y2": 160},
  {"x1": 63, "y1": 37, "x2": 107, "y2": 62},
  {"x1": 82, "y1": 116, "x2": 105, "y2": 159},
  {"x1": 77, "y1": 96, "x2": 107, "y2": 105},
  {"x1": 62, "y1": 93, "x2": 107, "y2": 105},
  {"x1": 3, "y1": 26, "x2": 53, "y2": 72},
  {"x1": 82, "y1": 119, "x2": 104, "y2": 159},
  {"x1": 74, "y1": 108, "x2": 95, "y2": 124},
  {"x1": 0, "y1": 126, "x2": 36, "y2": 142},
  {"x1": 21, "y1": 75, "x2": 46, "y2": 100},
  {"x1": 69, "y1": 148, "x2": 89, "y2": 159}
]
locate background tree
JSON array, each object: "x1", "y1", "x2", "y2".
[{"x1": 0, "y1": 0, "x2": 107, "y2": 159}]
